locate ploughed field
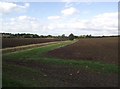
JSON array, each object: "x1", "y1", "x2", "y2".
[
  {"x1": 3, "y1": 37, "x2": 119, "y2": 87},
  {"x1": 2, "y1": 38, "x2": 66, "y2": 48},
  {"x1": 46, "y1": 37, "x2": 118, "y2": 64}
]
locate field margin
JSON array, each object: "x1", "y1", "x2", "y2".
[{"x1": 2, "y1": 41, "x2": 67, "y2": 54}]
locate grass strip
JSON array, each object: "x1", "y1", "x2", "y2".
[{"x1": 3, "y1": 40, "x2": 119, "y2": 74}]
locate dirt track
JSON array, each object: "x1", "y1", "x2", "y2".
[
  {"x1": 3, "y1": 37, "x2": 119, "y2": 87},
  {"x1": 2, "y1": 41, "x2": 61, "y2": 54},
  {"x1": 46, "y1": 37, "x2": 118, "y2": 64},
  {"x1": 2, "y1": 38, "x2": 66, "y2": 48}
]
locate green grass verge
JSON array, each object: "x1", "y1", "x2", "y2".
[
  {"x1": 3, "y1": 63, "x2": 66, "y2": 87},
  {"x1": 3, "y1": 41, "x2": 76, "y2": 87},
  {"x1": 3, "y1": 40, "x2": 119, "y2": 87},
  {"x1": 3, "y1": 41, "x2": 75, "y2": 59},
  {"x1": 3, "y1": 40, "x2": 119, "y2": 74},
  {"x1": 38, "y1": 57, "x2": 119, "y2": 74}
]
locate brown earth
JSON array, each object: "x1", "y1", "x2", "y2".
[
  {"x1": 2, "y1": 38, "x2": 66, "y2": 48},
  {"x1": 3, "y1": 59, "x2": 118, "y2": 87},
  {"x1": 2, "y1": 41, "x2": 60, "y2": 54},
  {"x1": 3, "y1": 37, "x2": 119, "y2": 87},
  {"x1": 46, "y1": 37, "x2": 118, "y2": 64}
]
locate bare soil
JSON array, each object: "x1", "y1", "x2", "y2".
[
  {"x1": 2, "y1": 41, "x2": 60, "y2": 54},
  {"x1": 46, "y1": 37, "x2": 118, "y2": 64},
  {"x1": 2, "y1": 38, "x2": 66, "y2": 48},
  {"x1": 3, "y1": 37, "x2": 119, "y2": 87},
  {"x1": 3, "y1": 59, "x2": 118, "y2": 87}
]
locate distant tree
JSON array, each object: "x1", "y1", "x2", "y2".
[
  {"x1": 33, "y1": 34, "x2": 39, "y2": 38},
  {"x1": 74, "y1": 35, "x2": 78, "y2": 39},
  {"x1": 69, "y1": 33, "x2": 75, "y2": 40},
  {"x1": 102, "y1": 35, "x2": 105, "y2": 38},
  {"x1": 47, "y1": 35, "x2": 52, "y2": 38},
  {"x1": 61, "y1": 34, "x2": 65, "y2": 38},
  {"x1": 24, "y1": 34, "x2": 32, "y2": 38},
  {"x1": 86, "y1": 34, "x2": 92, "y2": 38},
  {"x1": 40, "y1": 35, "x2": 45, "y2": 38}
]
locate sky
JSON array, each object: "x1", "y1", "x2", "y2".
[{"x1": 0, "y1": 1, "x2": 118, "y2": 36}]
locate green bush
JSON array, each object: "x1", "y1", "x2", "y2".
[{"x1": 69, "y1": 33, "x2": 74, "y2": 40}]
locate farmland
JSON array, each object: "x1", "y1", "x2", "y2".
[
  {"x1": 46, "y1": 37, "x2": 118, "y2": 64},
  {"x1": 2, "y1": 37, "x2": 119, "y2": 87},
  {"x1": 2, "y1": 38, "x2": 66, "y2": 48}
]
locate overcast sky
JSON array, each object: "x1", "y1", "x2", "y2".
[{"x1": 0, "y1": 1, "x2": 118, "y2": 36}]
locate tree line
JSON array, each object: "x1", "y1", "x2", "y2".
[{"x1": 1, "y1": 33, "x2": 119, "y2": 40}]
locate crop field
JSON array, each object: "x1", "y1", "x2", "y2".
[
  {"x1": 2, "y1": 37, "x2": 119, "y2": 87},
  {"x1": 2, "y1": 38, "x2": 66, "y2": 48},
  {"x1": 46, "y1": 37, "x2": 118, "y2": 64}
]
